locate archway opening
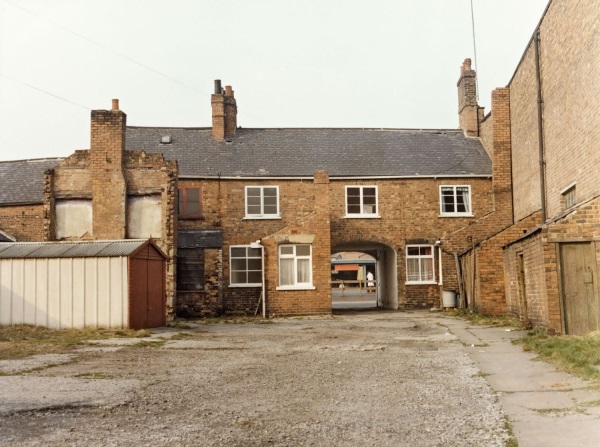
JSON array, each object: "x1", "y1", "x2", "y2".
[{"x1": 331, "y1": 241, "x2": 398, "y2": 310}]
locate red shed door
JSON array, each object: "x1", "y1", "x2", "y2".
[
  {"x1": 130, "y1": 256, "x2": 165, "y2": 330},
  {"x1": 130, "y1": 258, "x2": 148, "y2": 330}
]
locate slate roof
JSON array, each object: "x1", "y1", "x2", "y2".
[
  {"x1": 0, "y1": 158, "x2": 62, "y2": 205},
  {"x1": 126, "y1": 127, "x2": 491, "y2": 178},
  {"x1": 0, "y1": 128, "x2": 491, "y2": 205}
]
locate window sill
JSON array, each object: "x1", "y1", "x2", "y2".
[
  {"x1": 229, "y1": 284, "x2": 262, "y2": 288},
  {"x1": 438, "y1": 213, "x2": 473, "y2": 218},
  {"x1": 405, "y1": 281, "x2": 438, "y2": 285},
  {"x1": 276, "y1": 285, "x2": 316, "y2": 291},
  {"x1": 243, "y1": 216, "x2": 282, "y2": 220},
  {"x1": 344, "y1": 214, "x2": 381, "y2": 219},
  {"x1": 179, "y1": 216, "x2": 205, "y2": 220}
]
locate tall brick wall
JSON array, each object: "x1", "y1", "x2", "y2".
[
  {"x1": 0, "y1": 204, "x2": 45, "y2": 241},
  {"x1": 509, "y1": 43, "x2": 541, "y2": 221},
  {"x1": 510, "y1": 0, "x2": 600, "y2": 222},
  {"x1": 538, "y1": 0, "x2": 600, "y2": 218}
]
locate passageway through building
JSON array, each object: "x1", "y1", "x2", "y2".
[{"x1": 331, "y1": 241, "x2": 398, "y2": 310}]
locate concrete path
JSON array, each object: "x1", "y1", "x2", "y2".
[{"x1": 435, "y1": 314, "x2": 600, "y2": 447}]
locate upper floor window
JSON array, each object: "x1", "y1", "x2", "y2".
[
  {"x1": 179, "y1": 187, "x2": 202, "y2": 218},
  {"x1": 278, "y1": 244, "x2": 313, "y2": 289},
  {"x1": 230, "y1": 246, "x2": 262, "y2": 287},
  {"x1": 440, "y1": 185, "x2": 471, "y2": 216},
  {"x1": 245, "y1": 186, "x2": 279, "y2": 218},
  {"x1": 345, "y1": 186, "x2": 379, "y2": 217},
  {"x1": 561, "y1": 184, "x2": 576, "y2": 210},
  {"x1": 406, "y1": 245, "x2": 435, "y2": 284}
]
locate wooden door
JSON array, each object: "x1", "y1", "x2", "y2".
[
  {"x1": 559, "y1": 242, "x2": 600, "y2": 335},
  {"x1": 147, "y1": 259, "x2": 165, "y2": 328},
  {"x1": 130, "y1": 258, "x2": 148, "y2": 330}
]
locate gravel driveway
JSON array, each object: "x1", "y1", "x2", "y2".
[{"x1": 0, "y1": 311, "x2": 511, "y2": 446}]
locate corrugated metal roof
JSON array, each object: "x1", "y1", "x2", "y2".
[{"x1": 0, "y1": 240, "x2": 149, "y2": 259}]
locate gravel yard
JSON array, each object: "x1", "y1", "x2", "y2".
[{"x1": 0, "y1": 311, "x2": 511, "y2": 446}]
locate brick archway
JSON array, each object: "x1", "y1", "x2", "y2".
[{"x1": 332, "y1": 241, "x2": 398, "y2": 310}]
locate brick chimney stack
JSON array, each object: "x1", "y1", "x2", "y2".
[
  {"x1": 212, "y1": 80, "x2": 237, "y2": 140},
  {"x1": 90, "y1": 99, "x2": 127, "y2": 239},
  {"x1": 457, "y1": 58, "x2": 481, "y2": 137}
]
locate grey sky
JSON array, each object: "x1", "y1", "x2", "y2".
[{"x1": 0, "y1": 0, "x2": 548, "y2": 161}]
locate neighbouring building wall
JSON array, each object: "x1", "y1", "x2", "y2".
[
  {"x1": 0, "y1": 204, "x2": 45, "y2": 241},
  {"x1": 503, "y1": 232, "x2": 549, "y2": 328},
  {"x1": 462, "y1": 211, "x2": 542, "y2": 314},
  {"x1": 447, "y1": 88, "x2": 515, "y2": 313},
  {"x1": 510, "y1": 0, "x2": 600, "y2": 222},
  {"x1": 510, "y1": 43, "x2": 541, "y2": 222},
  {"x1": 538, "y1": 0, "x2": 600, "y2": 218}
]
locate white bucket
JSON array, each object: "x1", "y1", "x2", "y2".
[{"x1": 442, "y1": 290, "x2": 457, "y2": 308}]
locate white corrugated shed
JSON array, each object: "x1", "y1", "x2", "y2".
[{"x1": 0, "y1": 240, "x2": 163, "y2": 329}]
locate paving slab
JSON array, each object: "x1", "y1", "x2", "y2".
[{"x1": 435, "y1": 314, "x2": 600, "y2": 447}]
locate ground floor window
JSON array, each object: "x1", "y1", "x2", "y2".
[
  {"x1": 406, "y1": 245, "x2": 435, "y2": 283},
  {"x1": 177, "y1": 247, "x2": 204, "y2": 290},
  {"x1": 279, "y1": 244, "x2": 312, "y2": 288},
  {"x1": 230, "y1": 246, "x2": 263, "y2": 286}
]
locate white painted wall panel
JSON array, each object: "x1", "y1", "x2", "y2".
[
  {"x1": 35, "y1": 259, "x2": 49, "y2": 327},
  {"x1": 11, "y1": 259, "x2": 24, "y2": 325},
  {"x1": 0, "y1": 256, "x2": 129, "y2": 329},
  {"x1": 0, "y1": 261, "x2": 12, "y2": 325},
  {"x1": 23, "y1": 260, "x2": 37, "y2": 325}
]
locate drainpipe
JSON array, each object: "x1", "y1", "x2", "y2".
[
  {"x1": 251, "y1": 240, "x2": 266, "y2": 318},
  {"x1": 535, "y1": 30, "x2": 547, "y2": 222}
]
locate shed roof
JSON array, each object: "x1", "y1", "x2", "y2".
[
  {"x1": 126, "y1": 127, "x2": 491, "y2": 178},
  {"x1": 0, "y1": 240, "x2": 161, "y2": 259}
]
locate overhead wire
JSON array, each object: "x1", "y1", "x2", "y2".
[
  {"x1": 0, "y1": 72, "x2": 91, "y2": 110},
  {"x1": 470, "y1": 0, "x2": 480, "y2": 101},
  {"x1": 1, "y1": 0, "x2": 204, "y2": 95}
]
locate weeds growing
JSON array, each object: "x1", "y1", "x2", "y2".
[
  {"x1": 0, "y1": 325, "x2": 150, "y2": 360},
  {"x1": 514, "y1": 328, "x2": 600, "y2": 385}
]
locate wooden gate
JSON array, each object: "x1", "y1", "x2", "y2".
[{"x1": 559, "y1": 242, "x2": 600, "y2": 335}]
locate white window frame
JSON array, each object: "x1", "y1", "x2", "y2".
[
  {"x1": 244, "y1": 186, "x2": 280, "y2": 219},
  {"x1": 277, "y1": 244, "x2": 315, "y2": 290},
  {"x1": 229, "y1": 245, "x2": 263, "y2": 287},
  {"x1": 405, "y1": 245, "x2": 436, "y2": 285},
  {"x1": 439, "y1": 185, "x2": 472, "y2": 217},
  {"x1": 345, "y1": 185, "x2": 380, "y2": 218}
]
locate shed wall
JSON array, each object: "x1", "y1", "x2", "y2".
[{"x1": 0, "y1": 257, "x2": 129, "y2": 329}]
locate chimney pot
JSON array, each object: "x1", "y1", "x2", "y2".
[
  {"x1": 112, "y1": 99, "x2": 119, "y2": 111},
  {"x1": 225, "y1": 85, "x2": 233, "y2": 97},
  {"x1": 214, "y1": 80, "x2": 222, "y2": 94}
]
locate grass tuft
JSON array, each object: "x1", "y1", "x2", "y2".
[
  {"x1": 514, "y1": 328, "x2": 600, "y2": 385},
  {"x1": 0, "y1": 325, "x2": 151, "y2": 360},
  {"x1": 449, "y1": 308, "x2": 524, "y2": 328}
]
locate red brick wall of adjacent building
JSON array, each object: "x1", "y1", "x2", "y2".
[{"x1": 0, "y1": 204, "x2": 45, "y2": 241}]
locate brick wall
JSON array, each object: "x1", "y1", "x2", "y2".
[
  {"x1": 0, "y1": 204, "x2": 45, "y2": 241},
  {"x1": 539, "y1": 0, "x2": 600, "y2": 218}
]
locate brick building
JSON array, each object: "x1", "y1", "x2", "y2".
[
  {"x1": 0, "y1": 72, "x2": 497, "y2": 318},
  {"x1": 1, "y1": 0, "x2": 595, "y2": 328},
  {"x1": 455, "y1": 0, "x2": 600, "y2": 334}
]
